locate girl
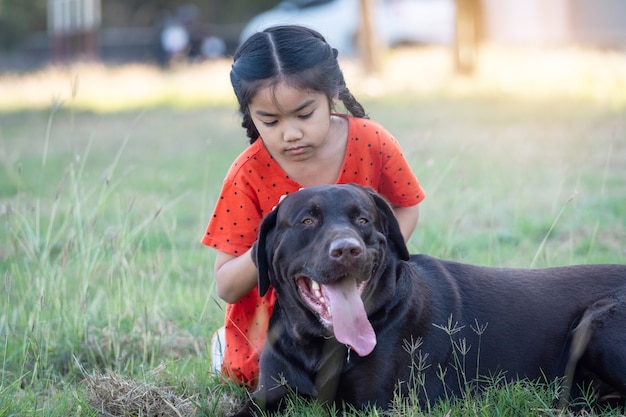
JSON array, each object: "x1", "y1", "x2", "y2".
[{"x1": 202, "y1": 25, "x2": 425, "y2": 388}]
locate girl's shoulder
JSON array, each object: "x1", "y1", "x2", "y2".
[
  {"x1": 223, "y1": 140, "x2": 272, "y2": 182},
  {"x1": 338, "y1": 115, "x2": 395, "y2": 152},
  {"x1": 338, "y1": 114, "x2": 390, "y2": 137},
  {"x1": 222, "y1": 140, "x2": 300, "y2": 199}
]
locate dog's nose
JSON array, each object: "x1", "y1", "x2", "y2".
[{"x1": 329, "y1": 238, "x2": 363, "y2": 264}]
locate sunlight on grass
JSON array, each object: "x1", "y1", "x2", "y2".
[
  {"x1": 1, "y1": 44, "x2": 625, "y2": 416},
  {"x1": 365, "y1": 45, "x2": 626, "y2": 106},
  {"x1": 1, "y1": 45, "x2": 626, "y2": 112},
  {"x1": 0, "y1": 61, "x2": 237, "y2": 112}
]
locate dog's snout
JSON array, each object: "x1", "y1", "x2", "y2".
[{"x1": 329, "y1": 238, "x2": 364, "y2": 264}]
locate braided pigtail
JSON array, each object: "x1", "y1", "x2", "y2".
[
  {"x1": 331, "y1": 46, "x2": 367, "y2": 119},
  {"x1": 241, "y1": 109, "x2": 260, "y2": 144},
  {"x1": 338, "y1": 84, "x2": 368, "y2": 119}
]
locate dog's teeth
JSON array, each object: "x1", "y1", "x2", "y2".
[{"x1": 311, "y1": 281, "x2": 323, "y2": 299}]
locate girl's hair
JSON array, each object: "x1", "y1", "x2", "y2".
[{"x1": 230, "y1": 25, "x2": 367, "y2": 144}]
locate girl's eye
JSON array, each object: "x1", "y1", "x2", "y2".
[
  {"x1": 262, "y1": 120, "x2": 278, "y2": 127},
  {"x1": 299, "y1": 111, "x2": 314, "y2": 120}
]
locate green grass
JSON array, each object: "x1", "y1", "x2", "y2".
[{"x1": 1, "y1": 61, "x2": 625, "y2": 415}]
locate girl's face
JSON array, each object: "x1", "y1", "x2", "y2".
[{"x1": 248, "y1": 80, "x2": 335, "y2": 163}]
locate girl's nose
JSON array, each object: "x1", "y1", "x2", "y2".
[{"x1": 283, "y1": 120, "x2": 303, "y2": 142}]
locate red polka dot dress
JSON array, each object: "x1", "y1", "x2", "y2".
[{"x1": 202, "y1": 114, "x2": 425, "y2": 387}]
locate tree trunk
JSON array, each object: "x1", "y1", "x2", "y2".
[
  {"x1": 454, "y1": 0, "x2": 483, "y2": 75},
  {"x1": 358, "y1": 0, "x2": 380, "y2": 74}
]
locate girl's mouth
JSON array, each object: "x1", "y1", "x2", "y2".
[{"x1": 286, "y1": 145, "x2": 308, "y2": 155}]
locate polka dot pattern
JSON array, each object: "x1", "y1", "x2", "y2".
[{"x1": 201, "y1": 115, "x2": 425, "y2": 386}]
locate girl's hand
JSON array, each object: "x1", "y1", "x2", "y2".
[{"x1": 272, "y1": 188, "x2": 304, "y2": 211}]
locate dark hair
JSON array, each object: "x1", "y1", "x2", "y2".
[{"x1": 230, "y1": 25, "x2": 367, "y2": 144}]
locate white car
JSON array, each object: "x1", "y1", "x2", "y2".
[{"x1": 239, "y1": 0, "x2": 456, "y2": 56}]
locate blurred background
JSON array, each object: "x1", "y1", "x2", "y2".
[{"x1": 1, "y1": 0, "x2": 626, "y2": 73}]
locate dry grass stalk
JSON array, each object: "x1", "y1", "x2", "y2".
[{"x1": 81, "y1": 364, "x2": 198, "y2": 417}]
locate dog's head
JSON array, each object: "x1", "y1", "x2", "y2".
[{"x1": 253, "y1": 184, "x2": 409, "y2": 356}]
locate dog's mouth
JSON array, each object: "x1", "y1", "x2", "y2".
[{"x1": 297, "y1": 276, "x2": 377, "y2": 357}]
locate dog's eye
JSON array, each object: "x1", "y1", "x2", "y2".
[
  {"x1": 357, "y1": 217, "x2": 369, "y2": 225},
  {"x1": 302, "y1": 218, "x2": 314, "y2": 225}
]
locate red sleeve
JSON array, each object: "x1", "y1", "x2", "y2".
[
  {"x1": 201, "y1": 142, "x2": 302, "y2": 256},
  {"x1": 201, "y1": 178, "x2": 262, "y2": 256},
  {"x1": 340, "y1": 116, "x2": 425, "y2": 208},
  {"x1": 377, "y1": 129, "x2": 425, "y2": 207}
]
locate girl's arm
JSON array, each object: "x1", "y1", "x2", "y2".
[
  {"x1": 214, "y1": 248, "x2": 258, "y2": 303},
  {"x1": 392, "y1": 203, "x2": 420, "y2": 243}
]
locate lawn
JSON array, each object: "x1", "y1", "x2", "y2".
[{"x1": 0, "y1": 45, "x2": 625, "y2": 416}]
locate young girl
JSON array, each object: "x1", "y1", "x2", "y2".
[{"x1": 202, "y1": 25, "x2": 425, "y2": 388}]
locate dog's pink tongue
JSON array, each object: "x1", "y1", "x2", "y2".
[{"x1": 325, "y1": 279, "x2": 377, "y2": 356}]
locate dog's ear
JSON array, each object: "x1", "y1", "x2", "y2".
[
  {"x1": 362, "y1": 186, "x2": 410, "y2": 261},
  {"x1": 253, "y1": 208, "x2": 278, "y2": 297}
]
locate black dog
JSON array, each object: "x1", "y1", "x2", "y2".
[{"x1": 233, "y1": 184, "x2": 626, "y2": 416}]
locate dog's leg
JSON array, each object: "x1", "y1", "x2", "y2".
[
  {"x1": 564, "y1": 295, "x2": 626, "y2": 408},
  {"x1": 231, "y1": 385, "x2": 291, "y2": 417},
  {"x1": 559, "y1": 300, "x2": 600, "y2": 409},
  {"x1": 315, "y1": 340, "x2": 348, "y2": 407}
]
